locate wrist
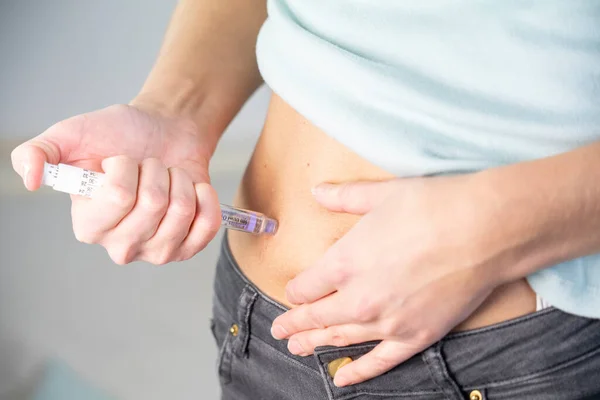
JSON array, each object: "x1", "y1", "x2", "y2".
[
  {"x1": 469, "y1": 167, "x2": 555, "y2": 285},
  {"x1": 132, "y1": 73, "x2": 208, "y2": 125},
  {"x1": 131, "y1": 71, "x2": 242, "y2": 147}
]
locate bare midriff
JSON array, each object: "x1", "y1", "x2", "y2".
[{"x1": 227, "y1": 93, "x2": 536, "y2": 332}]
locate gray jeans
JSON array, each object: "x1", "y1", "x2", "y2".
[{"x1": 210, "y1": 235, "x2": 600, "y2": 399}]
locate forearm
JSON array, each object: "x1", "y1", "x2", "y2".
[
  {"x1": 132, "y1": 0, "x2": 267, "y2": 148},
  {"x1": 475, "y1": 141, "x2": 600, "y2": 282}
]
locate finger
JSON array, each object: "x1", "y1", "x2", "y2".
[
  {"x1": 333, "y1": 340, "x2": 422, "y2": 387},
  {"x1": 71, "y1": 156, "x2": 138, "y2": 245},
  {"x1": 287, "y1": 324, "x2": 377, "y2": 356},
  {"x1": 271, "y1": 293, "x2": 353, "y2": 339},
  {"x1": 140, "y1": 167, "x2": 196, "y2": 264},
  {"x1": 285, "y1": 244, "x2": 348, "y2": 305},
  {"x1": 104, "y1": 158, "x2": 170, "y2": 262},
  {"x1": 11, "y1": 139, "x2": 60, "y2": 190},
  {"x1": 312, "y1": 180, "x2": 398, "y2": 215},
  {"x1": 178, "y1": 182, "x2": 221, "y2": 259}
]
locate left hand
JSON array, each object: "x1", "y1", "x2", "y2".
[{"x1": 271, "y1": 175, "x2": 509, "y2": 387}]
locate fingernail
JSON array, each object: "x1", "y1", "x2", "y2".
[
  {"x1": 287, "y1": 340, "x2": 305, "y2": 355},
  {"x1": 271, "y1": 324, "x2": 289, "y2": 339},
  {"x1": 23, "y1": 164, "x2": 30, "y2": 188}
]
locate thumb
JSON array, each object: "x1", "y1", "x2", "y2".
[
  {"x1": 10, "y1": 138, "x2": 60, "y2": 191},
  {"x1": 311, "y1": 180, "x2": 398, "y2": 214}
]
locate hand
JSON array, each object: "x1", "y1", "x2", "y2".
[
  {"x1": 271, "y1": 176, "x2": 507, "y2": 387},
  {"x1": 11, "y1": 102, "x2": 221, "y2": 264}
]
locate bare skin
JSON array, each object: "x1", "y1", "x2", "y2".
[{"x1": 228, "y1": 93, "x2": 536, "y2": 332}]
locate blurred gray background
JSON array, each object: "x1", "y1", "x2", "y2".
[{"x1": 0, "y1": 1, "x2": 270, "y2": 399}]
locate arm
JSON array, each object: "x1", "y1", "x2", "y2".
[
  {"x1": 269, "y1": 141, "x2": 600, "y2": 387},
  {"x1": 132, "y1": 0, "x2": 267, "y2": 155},
  {"x1": 475, "y1": 141, "x2": 600, "y2": 283},
  {"x1": 11, "y1": 0, "x2": 268, "y2": 266}
]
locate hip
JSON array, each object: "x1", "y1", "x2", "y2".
[{"x1": 211, "y1": 234, "x2": 600, "y2": 400}]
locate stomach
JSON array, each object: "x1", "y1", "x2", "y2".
[{"x1": 227, "y1": 93, "x2": 536, "y2": 332}]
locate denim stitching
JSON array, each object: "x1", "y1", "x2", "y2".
[
  {"x1": 463, "y1": 344, "x2": 600, "y2": 389},
  {"x1": 314, "y1": 353, "x2": 335, "y2": 400},
  {"x1": 444, "y1": 307, "x2": 559, "y2": 340},
  {"x1": 237, "y1": 286, "x2": 258, "y2": 358},
  {"x1": 334, "y1": 390, "x2": 442, "y2": 400},
  {"x1": 314, "y1": 343, "x2": 378, "y2": 355},
  {"x1": 249, "y1": 333, "x2": 322, "y2": 378},
  {"x1": 422, "y1": 344, "x2": 463, "y2": 400},
  {"x1": 430, "y1": 342, "x2": 463, "y2": 399}
]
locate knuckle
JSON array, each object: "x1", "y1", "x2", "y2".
[
  {"x1": 175, "y1": 250, "x2": 193, "y2": 262},
  {"x1": 73, "y1": 228, "x2": 96, "y2": 244},
  {"x1": 153, "y1": 249, "x2": 176, "y2": 266},
  {"x1": 328, "y1": 249, "x2": 353, "y2": 285},
  {"x1": 353, "y1": 296, "x2": 381, "y2": 323},
  {"x1": 329, "y1": 263, "x2": 351, "y2": 286},
  {"x1": 107, "y1": 245, "x2": 136, "y2": 266},
  {"x1": 371, "y1": 352, "x2": 394, "y2": 372},
  {"x1": 107, "y1": 184, "x2": 136, "y2": 209},
  {"x1": 169, "y1": 195, "x2": 196, "y2": 218},
  {"x1": 379, "y1": 318, "x2": 401, "y2": 337},
  {"x1": 138, "y1": 187, "x2": 169, "y2": 213},
  {"x1": 329, "y1": 327, "x2": 349, "y2": 347},
  {"x1": 415, "y1": 327, "x2": 437, "y2": 344},
  {"x1": 206, "y1": 214, "x2": 221, "y2": 234}
]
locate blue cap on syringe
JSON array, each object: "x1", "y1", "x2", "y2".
[{"x1": 41, "y1": 162, "x2": 278, "y2": 235}]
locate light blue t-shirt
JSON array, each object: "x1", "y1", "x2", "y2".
[{"x1": 256, "y1": 0, "x2": 600, "y2": 318}]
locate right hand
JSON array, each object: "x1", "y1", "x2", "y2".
[{"x1": 11, "y1": 102, "x2": 222, "y2": 265}]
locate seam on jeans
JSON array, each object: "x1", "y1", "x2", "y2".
[
  {"x1": 237, "y1": 286, "x2": 258, "y2": 358},
  {"x1": 222, "y1": 234, "x2": 290, "y2": 312},
  {"x1": 334, "y1": 390, "x2": 442, "y2": 400},
  {"x1": 444, "y1": 307, "x2": 559, "y2": 340},
  {"x1": 314, "y1": 342, "x2": 378, "y2": 355},
  {"x1": 422, "y1": 343, "x2": 463, "y2": 400},
  {"x1": 315, "y1": 357, "x2": 441, "y2": 400},
  {"x1": 316, "y1": 348, "x2": 443, "y2": 399},
  {"x1": 464, "y1": 344, "x2": 600, "y2": 389},
  {"x1": 314, "y1": 353, "x2": 335, "y2": 400},
  {"x1": 422, "y1": 346, "x2": 448, "y2": 396},
  {"x1": 249, "y1": 333, "x2": 322, "y2": 378}
]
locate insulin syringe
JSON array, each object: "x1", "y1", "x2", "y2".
[{"x1": 41, "y1": 162, "x2": 278, "y2": 235}]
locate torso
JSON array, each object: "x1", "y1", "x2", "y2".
[{"x1": 228, "y1": 93, "x2": 536, "y2": 332}]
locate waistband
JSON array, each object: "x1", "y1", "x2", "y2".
[{"x1": 213, "y1": 233, "x2": 600, "y2": 395}]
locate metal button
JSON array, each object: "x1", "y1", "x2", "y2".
[
  {"x1": 229, "y1": 323, "x2": 239, "y2": 337},
  {"x1": 469, "y1": 390, "x2": 483, "y2": 400},
  {"x1": 327, "y1": 357, "x2": 352, "y2": 378}
]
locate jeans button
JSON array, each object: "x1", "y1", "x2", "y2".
[
  {"x1": 229, "y1": 323, "x2": 239, "y2": 337},
  {"x1": 469, "y1": 390, "x2": 483, "y2": 400},
  {"x1": 328, "y1": 357, "x2": 352, "y2": 378}
]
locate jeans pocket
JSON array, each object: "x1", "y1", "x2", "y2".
[{"x1": 314, "y1": 343, "x2": 444, "y2": 400}]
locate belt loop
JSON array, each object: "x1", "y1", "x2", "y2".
[
  {"x1": 233, "y1": 285, "x2": 258, "y2": 358},
  {"x1": 422, "y1": 341, "x2": 464, "y2": 400}
]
